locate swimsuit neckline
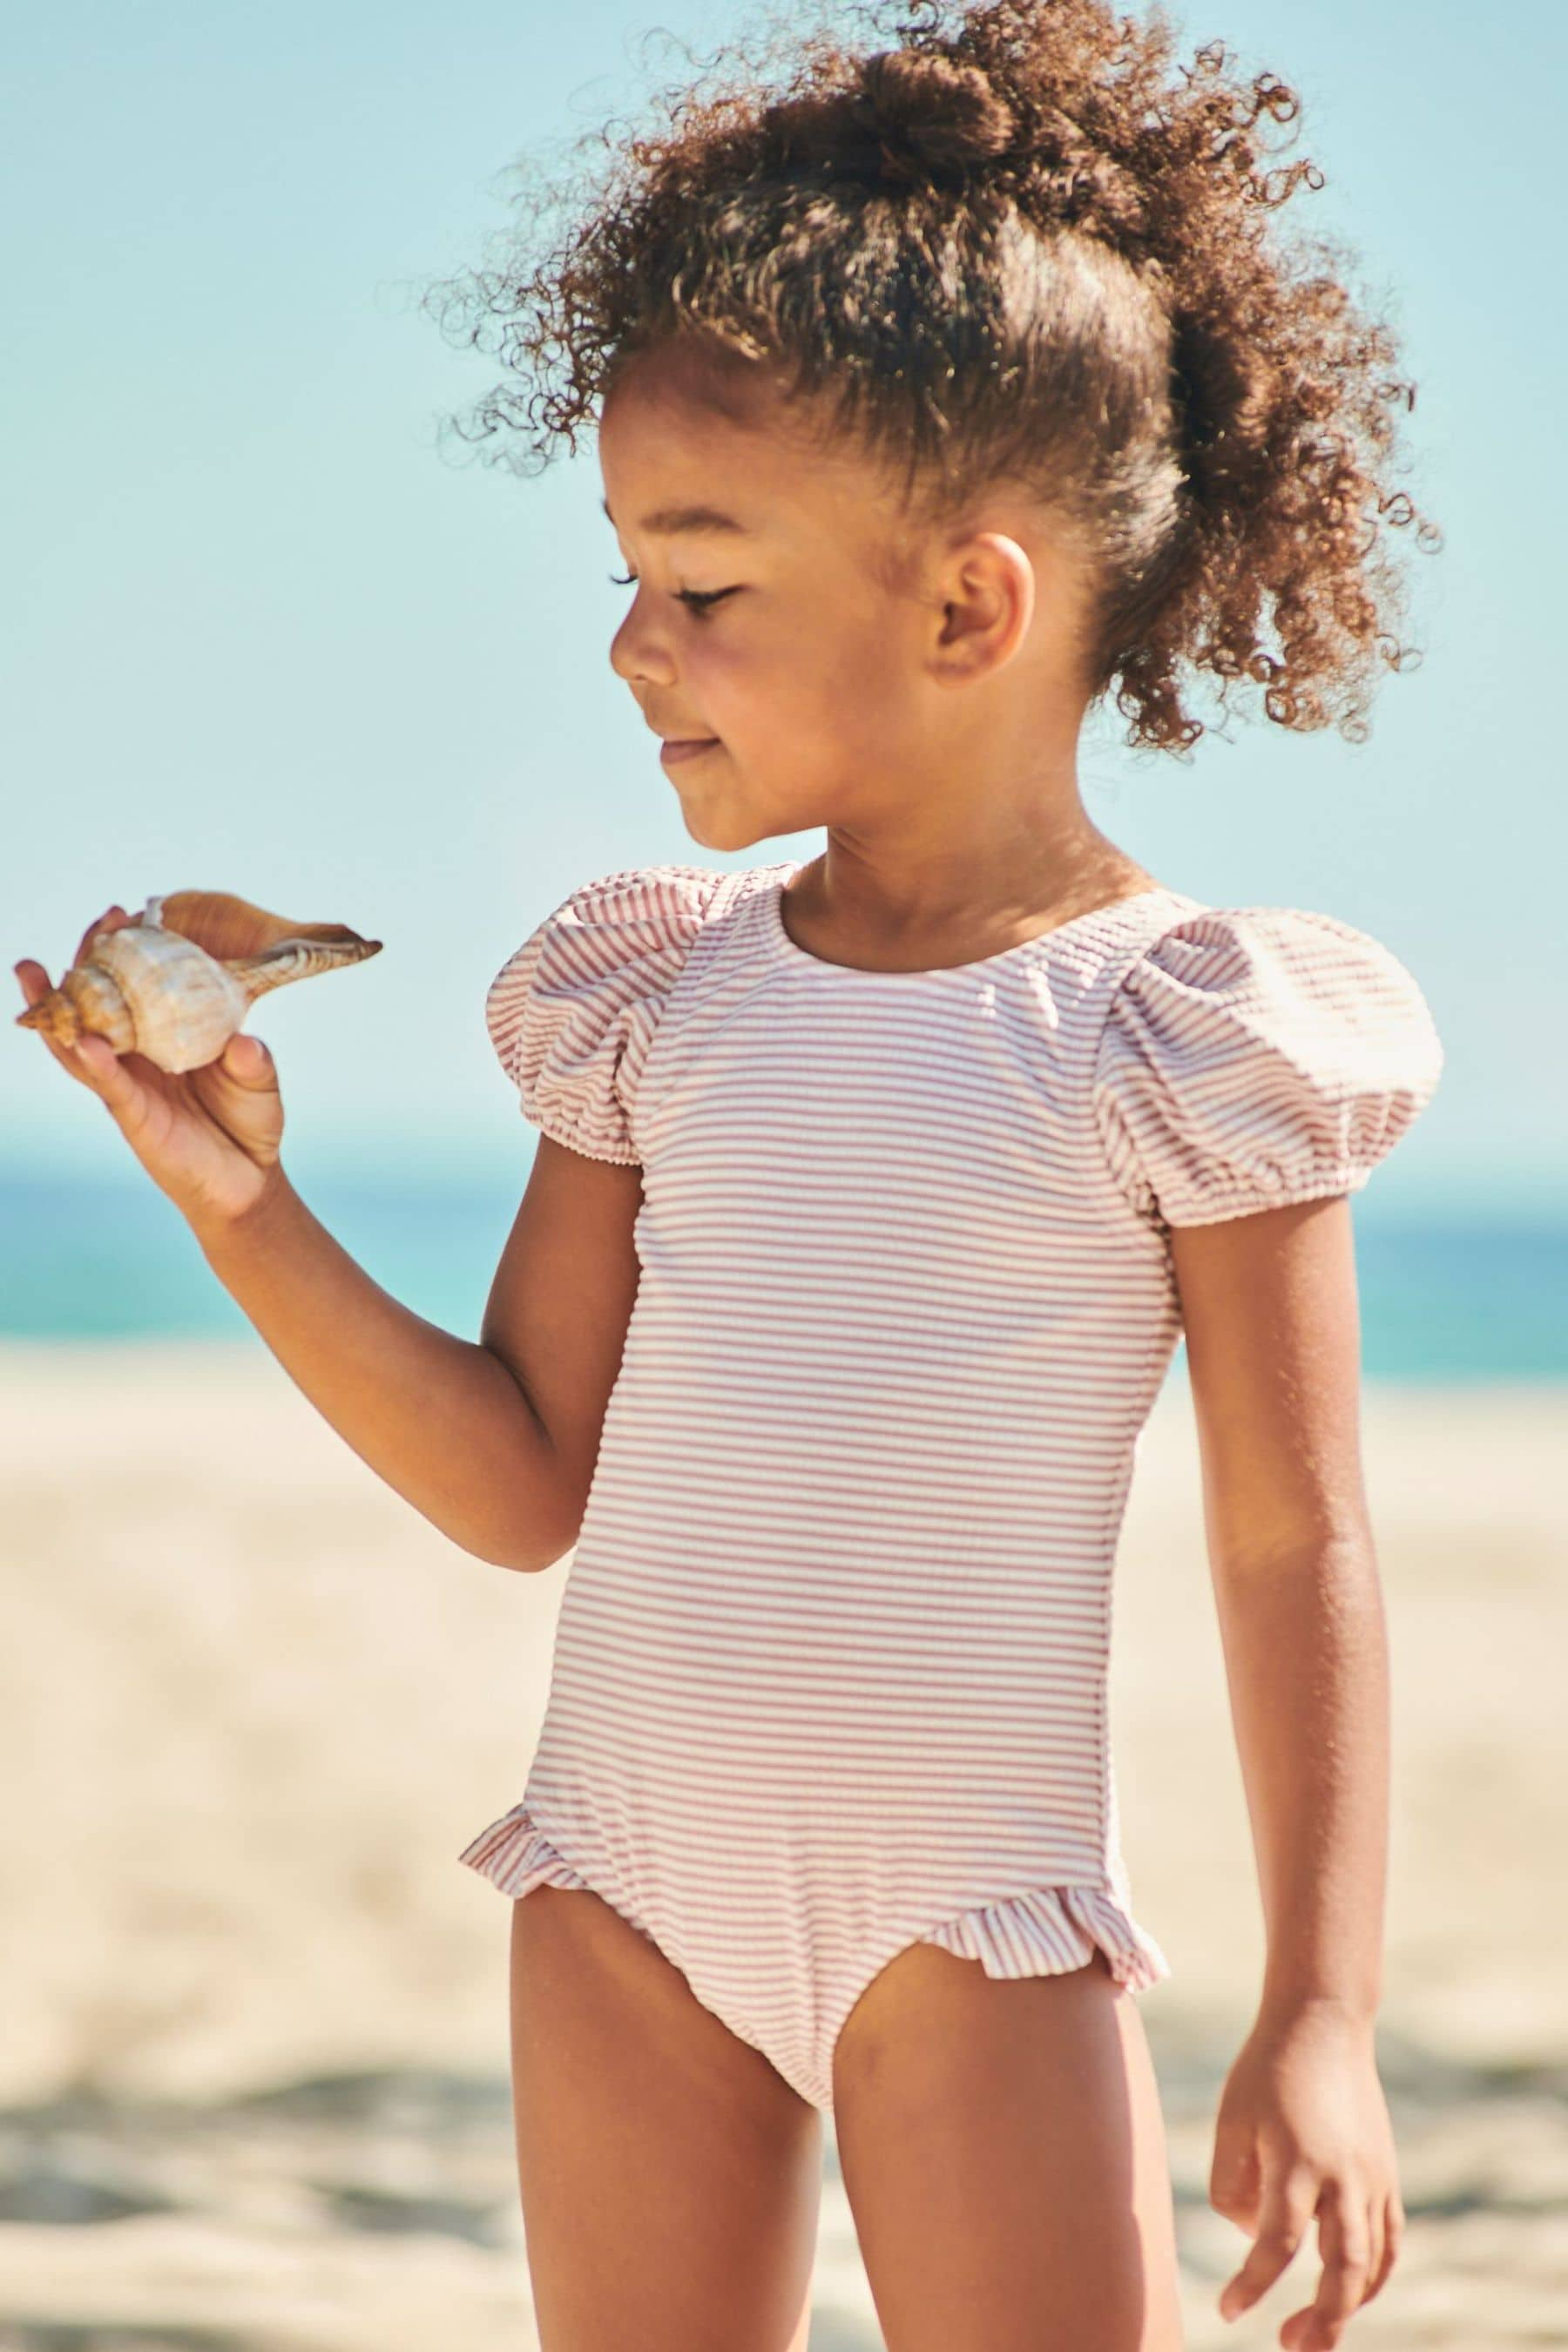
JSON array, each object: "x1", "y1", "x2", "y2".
[{"x1": 760, "y1": 858, "x2": 1193, "y2": 981}]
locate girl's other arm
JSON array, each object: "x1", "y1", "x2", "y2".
[
  {"x1": 1171, "y1": 1194, "x2": 1403, "y2": 2346},
  {"x1": 195, "y1": 1134, "x2": 640, "y2": 1573}
]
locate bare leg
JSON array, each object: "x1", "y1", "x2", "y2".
[
  {"x1": 510, "y1": 1884, "x2": 824, "y2": 2352},
  {"x1": 831, "y1": 1943, "x2": 1184, "y2": 2352}
]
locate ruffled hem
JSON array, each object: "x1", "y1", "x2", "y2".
[
  {"x1": 456, "y1": 1801, "x2": 599, "y2": 1901},
  {"x1": 460, "y1": 1814, "x2": 1172, "y2": 1999},
  {"x1": 919, "y1": 1882, "x2": 1171, "y2": 1995}
]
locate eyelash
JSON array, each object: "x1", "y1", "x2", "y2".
[{"x1": 608, "y1": 571, "x2": 736, "y2": 618}]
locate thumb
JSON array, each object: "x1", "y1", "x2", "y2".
[
  {"x1": 222, "y1": 1031, "x2": 277, "y2": 1085},
  {"x1": 1210, "y1": 2122, "x2": 1260, "y2": 2225}
]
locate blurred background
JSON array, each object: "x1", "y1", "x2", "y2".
[{"x1": 2, "y1": 1, "x2": 1563, "y2": 2346}]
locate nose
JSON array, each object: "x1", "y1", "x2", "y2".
[{"x1": 609, "y1": 594, "x2": 677, "y2": 689}]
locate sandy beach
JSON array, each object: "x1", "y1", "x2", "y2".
[{"x1": 1, "y1": 1340, "x2": 1563, "y2": 2348}]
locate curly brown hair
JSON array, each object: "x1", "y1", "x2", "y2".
[{"x1": 421, "y1": 0, "x2": 1439, "y2": 755}]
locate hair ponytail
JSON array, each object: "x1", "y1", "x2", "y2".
[{"x1": 423, "y1": 0, "x2": 1436, "y2": 754}]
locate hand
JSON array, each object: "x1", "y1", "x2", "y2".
[
  {"x1": 1209, "y1": 2003, "x2": 1403, "y2": 2349},
  {"x1": 15, "y1": 902, "x2": 287, "y2": 1234}
]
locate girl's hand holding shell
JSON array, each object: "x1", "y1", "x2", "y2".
[{"x1": 13, "y1": 891, "x2": 381, "y2": 1238}]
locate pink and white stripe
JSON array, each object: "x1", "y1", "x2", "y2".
[{"x1": 461, "y1": 857, "x2": 1443, "y2": 2112}]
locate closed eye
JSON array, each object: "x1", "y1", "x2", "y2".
[{"x1": 608, "y1": 571, "x2": 739, "y2": 618}]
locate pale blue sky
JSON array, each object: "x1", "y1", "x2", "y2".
[{"x1": 3, "y1": 1, "x2": 1561, "y2": 1211}]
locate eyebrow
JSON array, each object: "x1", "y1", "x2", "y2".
[{"x1": 601, "y1": 497, "x2": 749, "y2": 537}]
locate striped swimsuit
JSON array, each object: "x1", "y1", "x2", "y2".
[{"x1": 460, "y1": 857, "x2": 1444, "y2": 2114}]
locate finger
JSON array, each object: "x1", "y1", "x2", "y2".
[
  {"x1": 218, "y1": 1031, "x2": 276, "y2": 1086},
  {"x1": 1281, "y1": 2183, "x2": 1372, "y2": 2350},
  {"x1": 71, "y1": 1030, "x2": 152, "y2": 1130},
  {"x1": 15, "y1": 962, "x2": 103, "y2": 1088},
  {"x1": 1361, "y1": 2193, "x2": 1402, "y2": 2305},
  {"x1": 70, "y1": 1031, "x2": 118, "y2": 1087},
  {"x1": 72, "y1": 903, "x2": 134, "y2": 969},
  {"x1": 1217, "y1": 2158, "x2": 1316, "y2": 2320},
  {"x1": 1360, "y1": 2196, "x2": 1386, "y2": 2308}
]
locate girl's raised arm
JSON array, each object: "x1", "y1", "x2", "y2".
[
  {"x1": 14, "y1": 911, "x2": 637, "y2": 1574},
  {"x1": 191, "y1": 1140, "x2": 639, "y2": 1573}
]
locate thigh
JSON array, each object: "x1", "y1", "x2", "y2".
[
  {"x1": 509, "y1": 1883, "x2": 824, "y2": 2352},
  {"x1": 831, "y1": 1943, "x2": 1184, "y2": 2352}
]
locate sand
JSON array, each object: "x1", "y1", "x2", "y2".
[{"x1": 1, "y1": 1340, "x2": 1563, "y2": 2349}]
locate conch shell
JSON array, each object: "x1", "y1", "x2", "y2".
[{"x1": 16, "y1": 889, "x2": 382, "y2": 1074}]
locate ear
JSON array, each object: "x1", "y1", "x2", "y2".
[{"x1": 929, "y1": 531, "x2": 1035, "y2": 684}]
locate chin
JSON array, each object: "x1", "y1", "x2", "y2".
[{"x1": 676, "y1": 800, "x2": 776, "y2": 857}]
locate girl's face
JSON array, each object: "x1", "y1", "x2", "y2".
[{"x1": 598, "y1": 342, "x2": 1088, "y2": 856}]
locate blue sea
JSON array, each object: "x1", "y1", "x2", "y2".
[{"x1": 0, "y1": 1169, "x2": 1563, "y2": 1382}]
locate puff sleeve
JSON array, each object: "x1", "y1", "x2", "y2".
[
  {"x1": 1092, "y1": 906, "x2": 1445, "y2": 1229},
  {"x1": 485, "y1": 864, "x2": 724, "y2": 1164}
]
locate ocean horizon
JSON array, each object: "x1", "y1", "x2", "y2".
[{"x1": 0, "y1": 1166, "x2": 1559, "y2": 1382}]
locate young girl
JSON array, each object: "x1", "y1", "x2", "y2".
[{"x1": 17, "y1": 2, "x2": 1446, "y2": 2346}]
